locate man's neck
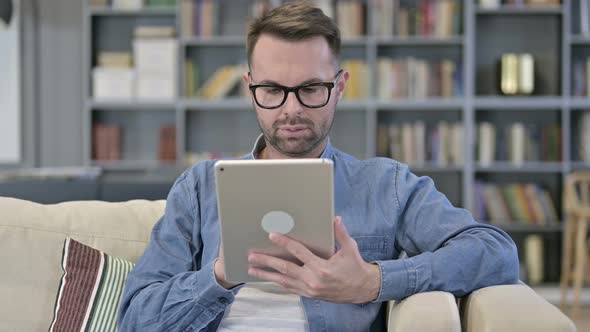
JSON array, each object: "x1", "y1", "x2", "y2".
[{"x1": 260, "y1": 141, "x2": 327, "y2": 159}]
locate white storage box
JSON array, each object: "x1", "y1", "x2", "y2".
[
  {"x1": 136, "y1": 75, "x2": 176, "y2": 100},
  {"x1": 92, "y1": 68, "x2": 135, "y2": 100},
  {"x1": 133, "y1": 39, "x2": 177, "y2": 76}
]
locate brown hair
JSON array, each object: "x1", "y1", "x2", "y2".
[{"x1": 246, "y1": 0, "x2": 341, "y2": 68}]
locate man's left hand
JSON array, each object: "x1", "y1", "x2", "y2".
[{"x1": 247, "y1": 216, "x2": 381, "y2": 304}]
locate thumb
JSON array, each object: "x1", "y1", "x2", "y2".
[{"x1": 334, "y1": 216, "x2": 354, "y2": 250}]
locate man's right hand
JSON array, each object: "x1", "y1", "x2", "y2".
[{"x1": 214, "y1": 244, "x2": 239, "y2": 289}]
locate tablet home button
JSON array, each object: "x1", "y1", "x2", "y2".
[{"x1": 261, "y1": 211, "x2": 295, "y2": 234}]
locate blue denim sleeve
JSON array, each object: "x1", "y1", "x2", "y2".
[
  {"x1": 118, "y1": 172, "x2": 241, "y2": 332},
  {"x1": 374, "y1": 163, "x2": 520, "y2": 302}
]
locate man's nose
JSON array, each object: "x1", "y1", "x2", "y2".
[{"x1": 280, "y1": 91, "x2": 303, "y2": 117}]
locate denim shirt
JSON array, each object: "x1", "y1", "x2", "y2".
[{"x1": 118, "y1": 136, "x2": 519, "y2": 332}]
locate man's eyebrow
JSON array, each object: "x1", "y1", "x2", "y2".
[{"x1": 257, "y1": 77, "x2": 325, "y2": 85}]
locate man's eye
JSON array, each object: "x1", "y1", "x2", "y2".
[
  {"x1": 267, "y1": 88, "x2": 283, "y2": 94},
  {"x1": 301, "y1": 87, "x2": 319, "y2": 94}
]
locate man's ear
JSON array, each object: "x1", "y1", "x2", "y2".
[
  {"x1": 242, "y1": 71, "x2": 252, "y2": 97},
  {"x1": 336, "y1": 70, "x2": 350, "y2": 102}
]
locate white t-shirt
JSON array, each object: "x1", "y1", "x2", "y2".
[{"x1": 217, "y1": 283, "x2": 308, "y2": 332}]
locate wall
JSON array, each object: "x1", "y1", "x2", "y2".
[{"x1": 11, "y1": 0, "x2": 83, "y2": 168}]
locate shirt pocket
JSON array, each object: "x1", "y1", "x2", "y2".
[{"x1": 351, "y1": 236, "x2": 389, "y2": 262}]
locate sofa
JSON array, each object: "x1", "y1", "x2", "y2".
[{"x1": 0, "y1": 197, "x2": 576, "y2": 331}]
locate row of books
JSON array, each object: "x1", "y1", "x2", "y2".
[
  {"x1": 185, "y1": 59, "x2": 368, "y2": 100},
  {"x1": 377, "y1": 57, "x2": 461, "y2": 99},
  {"x1": 181, "y1": 0, "x2": 365, "y2": 39},
  {"x1": 473, "y1": 181, "x2": 559, "y2": 226},
  {"x1": 92, "y1": 123, "x2": 177, "y2": 161},
  {"x1": 93, "y1": 26, "x2": 178, "y2": 100},
  {"x1": 249, "y1": 0, "x2": 366, "y2": 38},
  {"x1": 479, "y1": 0, "x2": 560, "y2": 8},
  {"x1": 477, "y1": 122, "x2": 562, "y2": 166},
  {"x1": 377, "y1": 121, "x2": 464, "y2": 166},
  {"x1": 375, "y1": 0, "x2": 462, "y2": 38},
  {"x1": 90, "y1": 0, "x2": 176, "y2": 9},
  {"x1": 572, "y1": 57, "x2": 590, "y2": 97}
]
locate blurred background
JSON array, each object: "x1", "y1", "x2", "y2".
[{"x1": 0, "y1": 0, "x2": 589, "y2": 328}]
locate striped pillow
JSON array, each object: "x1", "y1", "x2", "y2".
[{"x1": 49, "y1": 238, "x2": 134, "y2": 332}]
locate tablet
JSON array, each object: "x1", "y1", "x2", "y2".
[{"x1": 214, "y1": 158, "x2": 335, "y2": 283}]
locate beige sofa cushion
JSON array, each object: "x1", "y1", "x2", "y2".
[{"x1": 0, "y1": 197, "x2": 165, "y2": 332}]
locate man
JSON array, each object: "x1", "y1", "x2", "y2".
[{"x1": 118, "y1": 1, "x2": 519, "y2": 331}]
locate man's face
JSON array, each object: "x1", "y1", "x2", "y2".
[{"x1": 244, "y1": 34, "x2": 348, "y2": 158}]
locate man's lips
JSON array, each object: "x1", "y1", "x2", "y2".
[{"x1": 279, "y1": 126, "x2": 308, "y2": 132}]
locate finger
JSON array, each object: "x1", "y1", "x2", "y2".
[
  {"x1": 333, "y1": 216, "x2": 356, "y2": 251},
  {"x1": 248, "y1": 253, "x2": 304, "y2": 279},
  {"x1": 269, "y1": 233, "x2": 322, "y2": 266},
  {"x1": 248, "y1": 266, "x2": 301, "y2": 290}
]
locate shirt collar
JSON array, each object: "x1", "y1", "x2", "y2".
[{"x1": 248, "y1": 134, "x2": 334, "y2": 160}]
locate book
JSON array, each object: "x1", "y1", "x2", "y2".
[
  {"x1": 198, "y1": 64, "x2": 245, "y2": 99},
  {"x1": 134, "y1": 26, "x2": 176, "y2": 39},
  {"x1": 500, "y1": 53, "x2": 519, "y2": 95},
  {"x1": 97, "y1": 52, "x2": 133, "y2": 68},
  {"x1": 525, "y1": 0, "x2": 560, "y2": 7},
  {"x1": 478, "y1": 122, "x2": 496, "y2": 166},
  {"x1": 524, "y1": 235, "x2": 544, "y2": 285},
  {"x1": 158, "y1": 125, "x2": 176, "y2": 161},
  {"x1": 92, "y1": 123, "x2": 122, "y2": 161},
  {"x1": 518, "y1": 53, "x2": 534, "y2": 95},
  {"x1": 342, "y1": 60, "x2": 368, "y2": 99},
  {"x1": 509, "y1": 122, "x2": 526, "y2": 166},
  {"x1": 377, "y1": 125, "x2": 390, "y2": 158}
]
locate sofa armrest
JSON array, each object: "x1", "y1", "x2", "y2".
[
  {"x1": 386, "y1": 291, "x2": 460, "y2": 332},
  {"x1": 461, "y1": 284, "x2": 575, "y2": 332}
]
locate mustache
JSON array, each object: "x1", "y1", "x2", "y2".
[{"x1": 272, "y1": 117, "x2": 314, "y2": 129}]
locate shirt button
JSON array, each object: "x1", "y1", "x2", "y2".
[{"x1": 218, "y1": 297, "x2": 229, "y2": 304}]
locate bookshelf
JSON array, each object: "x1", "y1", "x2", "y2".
[{"x1": 83, "y1": 0, "x2": 590, "y2": 283}]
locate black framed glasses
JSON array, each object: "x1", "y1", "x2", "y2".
[{"x1": 248, "y1": 69, "x2": 343, "y2": 109}]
